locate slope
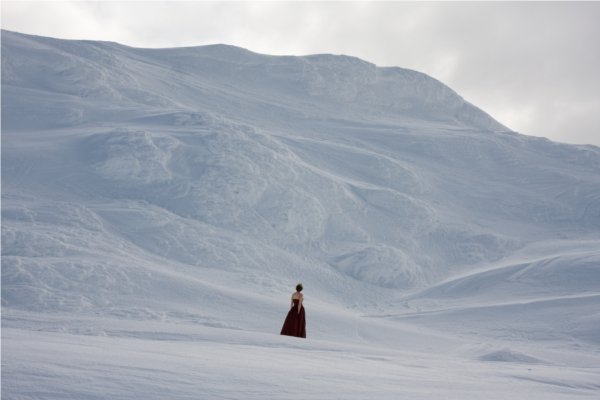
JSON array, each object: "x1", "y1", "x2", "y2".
[{"x1": 2, "y1": 30, "x2": 600, "y2": 398}]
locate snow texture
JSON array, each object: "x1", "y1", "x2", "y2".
[{"x1": 2, "y1": 30, "x2": 600, "y2": 399}]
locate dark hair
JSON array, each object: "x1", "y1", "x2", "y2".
[{"x1": 296, "y1": 283, "x2": 303, "y2": 292}]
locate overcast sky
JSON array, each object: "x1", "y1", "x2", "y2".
[{"x1": 3, "y1": 1, "x2": 599, "y2": 146}]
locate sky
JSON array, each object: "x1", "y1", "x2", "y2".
[{"x1": 2, "y1": 1, "x2": 599, "y2": 147}]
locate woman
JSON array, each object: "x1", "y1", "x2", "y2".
[{"x1": 280, "y1": 283, "x2": 306, "y2": 338}]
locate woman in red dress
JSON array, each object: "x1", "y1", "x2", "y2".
[{"x1": 280, "y1": 283, "x2": 306, "y2": 338}]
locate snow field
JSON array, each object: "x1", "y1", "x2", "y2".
[
  {"x1": 3, "y1": 321, "x2": 599, "y2": 400},
  {"x1": 2, "y1": 30, "x2": 600, "y2": 398}
]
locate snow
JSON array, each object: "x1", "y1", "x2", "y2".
[{"x1": 2, "y1": 29, "x2": 600, "y2": 398}]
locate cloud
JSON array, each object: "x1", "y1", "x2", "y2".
[{"x1": 2, "y1": 1, "x2": 599, "y2": 146}]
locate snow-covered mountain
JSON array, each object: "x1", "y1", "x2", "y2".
[{"x1": 2, "y1": 30, "x2": 599, "y2": 399}]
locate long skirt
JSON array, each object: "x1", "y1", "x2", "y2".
[{"x1": 280, "y1": 300, "x2": 306, "y2": 338}]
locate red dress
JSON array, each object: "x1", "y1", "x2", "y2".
[{"x1": 280, "y1": 299, "x2": 306, "y2": 338}]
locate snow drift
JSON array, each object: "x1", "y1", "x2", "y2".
[{"x1": 2, "y1": 30, "x2": 600, "y2": 399}]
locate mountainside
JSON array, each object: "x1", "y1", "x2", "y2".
[{"x1": 2, "y1": 30, "x2": 600, "y2": 399}]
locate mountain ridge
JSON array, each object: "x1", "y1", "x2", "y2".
[
  {"x1": 2, "y1": 29, "x2": 599, "y2": 295},
  {"x1": 2, "y1": 29, "x2": 599, "y2": 399},
  {"x1": 2, "y1": 29, "x2": 507, "y2": 132}
]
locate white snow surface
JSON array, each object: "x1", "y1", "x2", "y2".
[{"x1": 2, "y1": 30, "x2": 600, "y2": 398}]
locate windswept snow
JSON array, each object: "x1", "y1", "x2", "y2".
[{"x1": 2, "y1": 30, "x2": 600, "y2": 399}]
